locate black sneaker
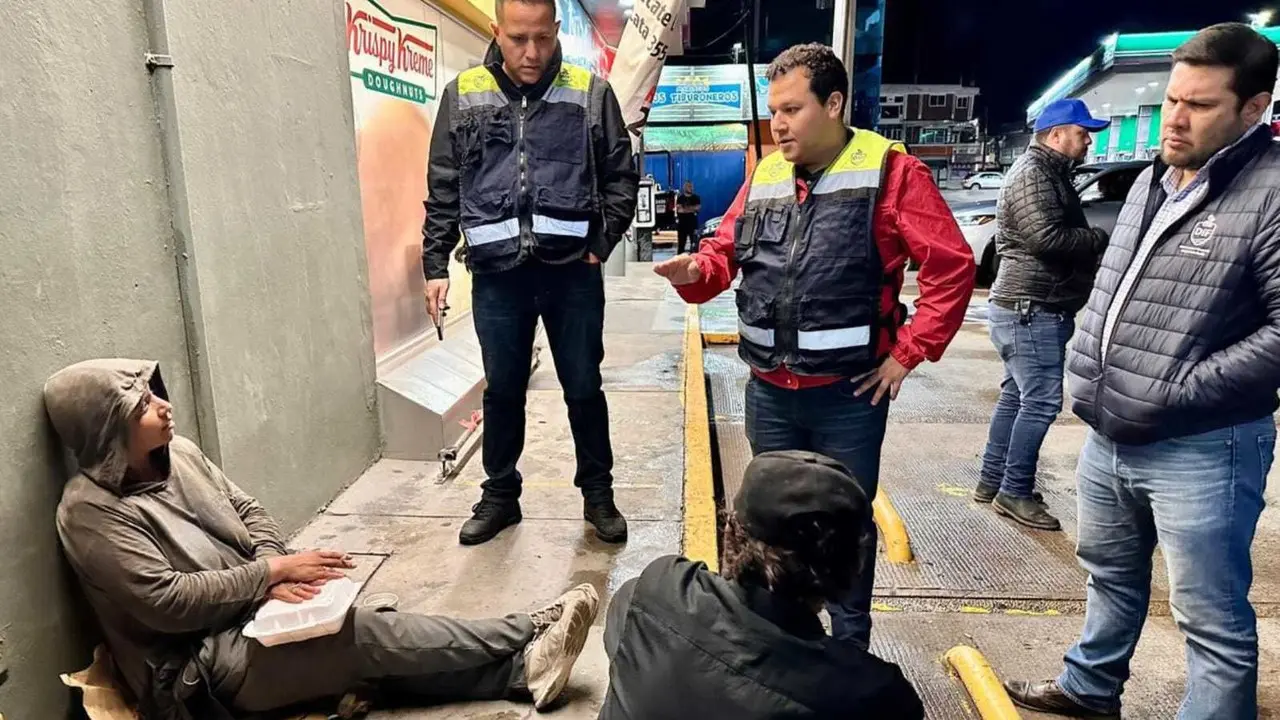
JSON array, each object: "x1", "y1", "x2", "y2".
[
  {"x1": 459, "y1": 499, "x2": 522, "y2": 545},
  {"x1": 584, "y1": 500, "x2": 628, "y2": 543},
  {"x1": 975, "y1": 485, "x2": 1044, "y2": 504},
  {"x1": 993, "y1": 492, "x2": 1061, "y2": 531}
]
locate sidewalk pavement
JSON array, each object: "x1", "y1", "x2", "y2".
[{"x1": 291, "y1": 264, "x2": 689, "y2": 719}]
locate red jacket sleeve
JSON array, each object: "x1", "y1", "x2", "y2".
[
  {"x1": 884, "y1": 153, "x2": 977, "y2": 369},
  {"x1": 675, "y1": 182, "x2": 747, "y2": 304}
]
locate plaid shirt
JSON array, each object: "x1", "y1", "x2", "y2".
[{"x1": 1101, "y1": 128, "x2": 1264, "y2": 362}]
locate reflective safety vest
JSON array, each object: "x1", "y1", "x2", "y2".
[
  {"x1": 450, "y1": 63, "x2": 600, "y2": 272},
  {"x1": 734, "y1": 130, "x2": 905, "y2": 377}
]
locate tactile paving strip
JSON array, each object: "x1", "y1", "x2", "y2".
[
  {"x1": 867, "y1": 617, "x2": 976, "y2": 719},
  {"x1": 871, "y1": 613, "x2": 1190, "y2": 720},
  {"x1": 706, "y1": 347, "x2": 748, "y2": 422},
  {"x1": 715, "y1": 421, "x2": 751, "y2": 512}
]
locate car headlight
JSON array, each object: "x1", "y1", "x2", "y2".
[{"x1": 955, "y1": 214, "x2": 995, "y2": 227}]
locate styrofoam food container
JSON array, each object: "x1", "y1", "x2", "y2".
[{"x1": 242, "y1": 577, "x2": 362, "y2": 646}]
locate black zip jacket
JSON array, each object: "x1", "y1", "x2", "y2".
[
  {"x1": 422, "y1": 43, "x2": 637, "y2": 279},
  {"x1": 600, "y1": 556, "x2": 925, "y2": 719}
]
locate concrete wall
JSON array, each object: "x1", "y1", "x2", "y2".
[
  {"x1": 0, "y1": 0, "x2": 380, "y2": 716},
  {"x1": 163, "y1": 0, "x2": 380, "y2": 528}
]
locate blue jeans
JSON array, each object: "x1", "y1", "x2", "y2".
[
  {"x1": 471, "y1": 260, "x2": 613, "y2": 504},
  {"x1": 744, "y1": 375, "x2": 890, "y2": 647},
  {"x1": 979, "y1": 302, "x2": 1074, "y2": 498},
  {"x1": 1057, "y1": 420, "x2": 1275, "y2": 718}
]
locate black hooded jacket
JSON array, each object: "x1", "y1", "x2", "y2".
[{"x1": 599, "y1": 556, "x2": 924, "y2": 719}]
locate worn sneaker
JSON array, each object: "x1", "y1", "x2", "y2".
[
  {"x1": 584, "y1": 500, "x2": 628, "y2": 543},
  {"x1": 459, "y1": 499, "x2": 521, "y2": 545},
  {"x1": 524, "y1": 584, "x2": 600, "y2": 710},
  {"x1": 993, "y1": 492, "x2": 1061, "y2": 531}
]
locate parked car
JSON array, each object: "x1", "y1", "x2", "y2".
[
  {"x1": 698, "y1": 215, "x2": 723, "y2": 241},
  {"x1": 954, "y1": 160, "x2": 1149, "y2": 287},
  {"x1": 962, "y1": 171, "x2": 1005, "y2": 190}
]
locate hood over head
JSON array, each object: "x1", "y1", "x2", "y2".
[{"x1": 44, "y1": 359, "x2": 172, "y2": 495}]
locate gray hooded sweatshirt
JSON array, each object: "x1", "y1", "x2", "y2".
[{"x1": 47, "y1": 359, "x2": 287, "y2": 713}]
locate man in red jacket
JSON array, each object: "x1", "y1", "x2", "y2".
[{"x1": 654, "y1": 43, "x2": 975, "y2": 647}]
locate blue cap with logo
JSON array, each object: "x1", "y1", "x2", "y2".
[{"x1": 1034, "y1": 98, "x2": 1110, "y2": 133}]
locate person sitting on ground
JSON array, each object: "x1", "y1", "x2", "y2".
[
  {"x1": 46, "y1": 358, "x2": 598, "y2": 719},
  {"x1": 598, "y1": 450, "x2": 925, "y2": 719}
]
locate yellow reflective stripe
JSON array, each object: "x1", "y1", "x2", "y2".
[
  {"x1": 752, "y1": 152, "x2": 793, "y2": 185},
  {"x1": 830, "y1": 129, "x2": 897, "y2": 172},
  {"x1": 458, "y1": 67, "x2": 499, "y2": 95},
  {"x1": 458, "y1": 89, "x2": 505, "y2": 110},
  {"x1": 553, "y1": 65, "x2": 592, "y2": 92}
]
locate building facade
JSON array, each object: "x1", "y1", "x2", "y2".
[
  {"x1": 1027, "y1": 28, "x2": 1280, "y2": 164},
  {"x1": 878, "y1": 83, "x2": 982, "y2": 182}
]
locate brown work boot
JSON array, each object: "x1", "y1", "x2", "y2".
[
  {"x1": 524, "y1": 584, "x2": 599, "y2": 710},
  {"x1": 993, "y1": 492, "x2": 1061, "y2": 531},
  {"x1": 1004, "y1": 680, "x2": 1120, "y2": 719}
]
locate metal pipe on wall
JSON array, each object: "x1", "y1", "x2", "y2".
[
  {"x1": 140, "y1": 0, "x2": 222, "y2": 463},
  {"x1": 744, "y1": 0, "x2": 762, "y2": 161}
]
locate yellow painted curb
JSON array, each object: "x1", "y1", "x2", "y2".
[
  {"x1": 702, "y1": 331, "x2": 739, "y2": 345},
  {"x1": 944, "y1": 646, "x2": 1021, "y2": 720},
  {"x1": 872, "y1": 489, "x2": 913, "y2": 564},
  {"x1": 682, "y1": 306, "x2": 719, "y2": 572}
]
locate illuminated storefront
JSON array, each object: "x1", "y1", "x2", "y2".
[
  {"x1": 346, "y1": 0, "x2": 612, "y2": 360},
  {"x1": 1027, "y1": 28, "x2": 1280, "y2": 163}
]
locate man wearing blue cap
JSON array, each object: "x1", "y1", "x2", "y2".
[{"x1": 974, "y1": 97, "x2": 1110, "y2": 530}]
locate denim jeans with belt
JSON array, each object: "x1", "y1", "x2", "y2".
[
  {"x1": 744, "y1": 375, "x2": 890, "y2": 648},
  {"x1": 471, "y1": 260, "x2": 613, "y2": 504},
  {"x1": 1057, "y1": 419, "x2": 1275, "y2": 718},
  {"x1": 979, "y1": 301, "x2": 1075, "y2": 498}
]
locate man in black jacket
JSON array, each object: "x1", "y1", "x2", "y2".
[
  {"x1": 976, "y1": 98, "x2": 1111, "y2": 531},
  {"x1": 599, "y1": 451, "x2": 924, "y2": 719},
  {"x1": 1006, "y1": 24, "x2": 1280, "y2": 719},
  {"x1": 422, "y1": 0, "x2": 638, "y2": 546}
]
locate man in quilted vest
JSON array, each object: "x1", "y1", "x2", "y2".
[
  {"x1": 1006, "y1": 24, "x2": 1280, "y2": 719},
  {"x1": 975, "y1": 99, "x2": 1111, "y2": 531}
]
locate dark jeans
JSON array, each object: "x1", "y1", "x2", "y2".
[
  {"x1": 1057, "y1": 421, "x2": 1274, "y2": 718},
  {"x1": 472, "y1": 260, "x2": 613, "y2": 504},
  {"x1": 979, "y1": 302, "x2": 1074, "y2": 498},
  {"x1": 676, "y1": 220, "x2": 698, "y2": 255},
  {"x1": 744, "y1": 375, "x2": 890, "y2": 647}
]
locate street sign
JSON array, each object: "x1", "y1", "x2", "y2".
[{"x1": 635, "y1": 179, "x2": 656, "y2": 229}]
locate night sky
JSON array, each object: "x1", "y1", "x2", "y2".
[{"x1": 683, "y1": 0, "x2": 1271, "y2": 125}]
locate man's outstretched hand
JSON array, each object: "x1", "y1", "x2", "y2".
[
  {"x1": 653, "y1": 254, "x2": 702, "y2": 286},
  {"x1": 853, "y1": 356, "x2": 912, "y2": 406}
]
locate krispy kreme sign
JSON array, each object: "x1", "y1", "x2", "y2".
[{"x1": 346, "y1": 0, "x2": 438, "y2": 103}]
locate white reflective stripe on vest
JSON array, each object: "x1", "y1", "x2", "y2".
[
  {"x1": 532, "y1": 215, "x2": 589, "y2": 237},
  {"x1": 464, "y1": 218, "x2": 520, "y2": 246},
  {"x1": 748, "y1": 179, "x2": 792, "y2": 202},
  {"x1": 738, "y1": 320, "x2": 776, "y2": 347},
  {"x1": 543, "y1": 86, "x2": 588, "y2": 107},
  {"x1": 797, "y1": 326, "x2": 872, "y2": 351},
  {"x1": 812, "y1": 169, "x2": 882, "y2": 195}
]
